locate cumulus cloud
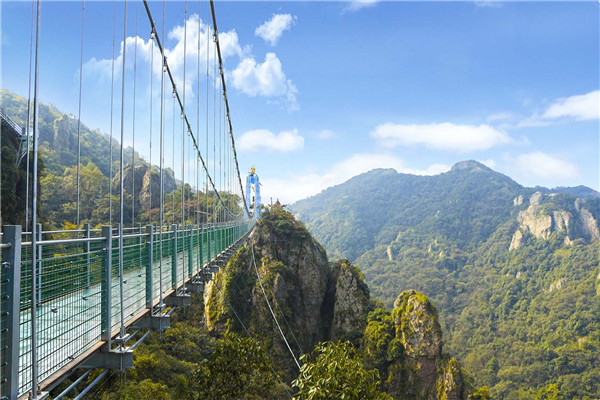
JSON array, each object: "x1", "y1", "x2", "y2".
[
  {"x1": 515, "y1": 152, "x2": 579, "y2": 180},
  {"x1": 238, "y1": 128, "x2": 304, "y2": 153},
  {"x1": 261, "y1": 153, "x2": 450, "y2": 203},
  {"x1": 516, "y1": 90, "x2": 599, "y2": 127},
  {"x1": 542, "y1": 90, "x2": 599, "y2": 121},
  {"x1": 255, "y1": 14, "x2": 296, "y2": 46},
  {"x1": 371, "y1": 122, "x2": 511, "y2": 152},
  {"x1": 231, "y1": 53, "x2": 298, "y2": 110},
  {"x1": 83, "y1": 14, "x2": 243, "y2": 98}
]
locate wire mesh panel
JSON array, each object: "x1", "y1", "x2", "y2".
[
  {"x1": 18, "y1": 238, "x2": 104, "y2": 396},
  {"x1": 120, "y1": 236, "x2": 147, "y2": 322},
  {"x1": 18, "y1": 244, "x2": 33, "y2": 396},
  {"x1": 9, "y1": 218, "x2": 253, "y2": 397}
]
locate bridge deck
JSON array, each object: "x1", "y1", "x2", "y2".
[{"x1": 1, "y1": 221, "x2": 254, "y2": 399}]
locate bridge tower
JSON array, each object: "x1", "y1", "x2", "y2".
[{"x1": 245, "y1": 167, "x2": 261, "y2": 220}]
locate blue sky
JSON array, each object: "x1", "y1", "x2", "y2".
[{"x1": 1, "y1": 0, "x2": 598, "y2": 203}]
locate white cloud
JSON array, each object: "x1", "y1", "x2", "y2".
[
  {"x1": 314, "y1": 129, "x2": 336, "y2": 140},
  {"x1": 542, "y1": 90, "x2": 599, "y2": 121},
  {"x1": 515, "y1": 152, "x2": 579, "y2": 180},
  {"x1": 238, "y1": 128, "x2": 304, "y2": 153},
  {"x1": 261, "y1": 153, "x2": 450, "y2": 203},
  {"x1": 516, "y1": 90, "x2": 599, "y2": 128},
  {"x1": 371, "y1": 122, "x2": 511, "y2": 152},
  {"x1": 255, "y1": 14, "x2": 296, "y2": 46},
  {"x1": 83, "y1": 14, "x2": 243, "y2": 98},
  {"x1": 346, "y1": 0, "x2": 379, "y2": 11},
  {"x1": 231, "y1": 53, "x2": 298, "y2": 110}
]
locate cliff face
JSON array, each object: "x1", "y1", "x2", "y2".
[
  {"x1": 204, "y1": 207, "x2": 372, "y2": 377},
  {"x1": 113, "y1": 162, "x2": 177, "y2": 212},
  {"x1": 363, "y1": 290, "x2": 466, "y2": 400},
  {"x1": 510, "y1": 192, "x2": 600, "y2": 250},
  {"x1": 204, "y1": 207, "x2": 471, "y2": 399}
]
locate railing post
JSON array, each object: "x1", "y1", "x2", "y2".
[
  {"x1": 196, "y1": 224, "x2": 202, "y2": 274},
  {"x1": 101, "y1": 226, "x2": 112, "y2": 350},
  {"x1": 171, "y1": 224, "x2": 177, "y2": 289},
  {"x1": 206, "y1": 224, "x2": 210, "y2": 264},
  {"x1": 188, "y1": 225, "x2": 193, "y2": 278},
  {"x1": 84, "y1": 223, "x2": 91, "y2": 288},
  {"x1": 36, "y1": 223, "x2": 42, "y2": 306},
  {"x1": 145, "y1": 226, "x2": 153, "y2": 309},
  {"x1": 2, "y1": 225, "x2": 22, "y2": 400}
]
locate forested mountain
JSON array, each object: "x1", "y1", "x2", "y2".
[
  {"x1": 0, "y1": 89, "x2": 237, "y2": 230},
  {"x1": 292, "y1": 162, "x2": 600, "y2": 399}
]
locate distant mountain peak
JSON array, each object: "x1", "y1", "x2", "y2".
[{"x1": 450, "y1": 160, "x2": 492, "y2": 172}]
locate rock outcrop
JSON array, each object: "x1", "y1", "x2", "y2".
[
  {"x1": 329, "y1": 259, "x2": 371, "y2": 342},
  {"x1": 363, "y1": 290, "x2": 467, "y2": 400},
  {"x1": 113, "y1": 162, "x2": 177, "y2": 212},
  {"x1": 205, "y1": 207, "x2": 469, "y2": 398},
  {"x1": 204, "y1": 206, "x2": 372, "y2": 378},
  {"x1": 510, "y1": 192, "x2": 600, "y2": 250}
]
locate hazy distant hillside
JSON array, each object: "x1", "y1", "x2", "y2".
[{"x1": 291, "y1": 161, "x2": 600, "y2": 399}]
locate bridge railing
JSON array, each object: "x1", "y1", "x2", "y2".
[{"x1": 1, "y1": 219, "x2": 255, "y2": 399}]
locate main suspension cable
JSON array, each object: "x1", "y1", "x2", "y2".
[
  {"x1": 209, "y1": 0, "x2": 249, "y2": 217},
  {"x1": 141, "y1": 0, "x2": 241, "y2": 218}
]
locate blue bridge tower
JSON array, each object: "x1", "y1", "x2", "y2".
[{"x1": 245, "y1": 167, "x2": 261, "y2": 219}]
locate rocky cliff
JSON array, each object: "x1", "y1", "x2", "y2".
[
  {"x1": 204, "y1": 206, "x2": 471, "y2": 399},
  {"x1": 510, "y1": 191, "x2": 600, "y2": 250},
  {"x1": 363, "y1": 290, "x2": 466, "y2": 400},
  {"x1": 204, "y1": 206, "x2": 371, "y2": 377},
  {"x1": 113, "y1": 162, "x2": 177, "y2": 212}
]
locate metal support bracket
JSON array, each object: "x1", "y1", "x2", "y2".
[
  {"x1": 132, "y1": 313, "x2": 171, "y2": 331},
  {"x1": 80, "y1": 348, "x2": 133, "y2": 371},
  {"x1": 164, "y1": 293, "x2": 191, "y2": 307},
  {"x1": 186, "y1": 280, "x2": 204, "y2": 294}
]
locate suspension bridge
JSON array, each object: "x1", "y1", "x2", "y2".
[{"x1": 0, "y1": 1, "x2": 262, "y2": 398}]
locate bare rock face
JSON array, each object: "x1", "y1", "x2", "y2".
[
  {"x1": 363, "y1": 290, "x2": 467, "y2": 400},
  {"x1": 509, "y1": 229, "x2": 524, "y2": 250},
  {"x1": 204, "y1": 207, "x2": 372, "y2": 378},
  {"x1": 518, "y1": 202, "x2": 553, "y2": 240},
  {"x1": 549, "y1": 279, "x2": 566, "y2": 292},
  {"x1": 513, "y1": 195, "x2": 524, "y2": 206},
  {"x1": 530, "y1": 191, "x2": 543, "y2": 206},
  {"x1": 437, "y1": 358, "x2": 465, "y2": 400},
  {"x1": 393, "y1": 290, "x2": 443, "y2": 359},
  {"x1": 512, "y1": 192, "x2": 600, "y2": 250},
  {"x1": 330, "y1": 259, "x2": 371, "y2": 341},
  {"x1": 575, "y1": 199, "x2": 600, "y2": 242}
]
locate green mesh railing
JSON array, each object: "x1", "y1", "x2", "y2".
[{"x1": 1, "y1": 220, "x2": 253, "y2": 398}]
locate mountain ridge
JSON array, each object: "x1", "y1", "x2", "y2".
[{"x1": 290, "y1": 161, "x2": 600, "y2": 399}]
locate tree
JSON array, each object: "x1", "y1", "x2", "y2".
[
  {"x1": 193, "y1": 332, "x2": 282, "y2": 400},
  {"x1": 292, "y1": 341, "x2": 392, "y2": 400}
]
